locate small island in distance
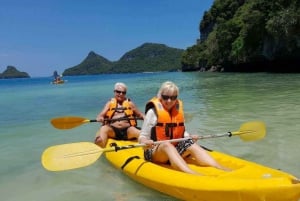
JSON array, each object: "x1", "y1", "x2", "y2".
[{"x1": 0, "y1": 66, "x2": 30, "y2": 79}]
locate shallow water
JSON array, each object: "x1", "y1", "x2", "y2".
[{"x1": 1, "y1": 72, "x2": 299, "y2": 201}]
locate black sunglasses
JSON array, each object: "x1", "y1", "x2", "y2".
[
  {"x1": 161, "y1": 94, "x2": 177, "y2": 101},
  {"x1": 114, "y1": 90, "x2": 126, "y2": 95}
]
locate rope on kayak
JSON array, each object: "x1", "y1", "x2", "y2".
[
  {"x1": 134, "y1": 161, "x2": 148, "y2": 175},
  {"x1": 121, "y1": 156, "x2": 140, "y2": 169}
]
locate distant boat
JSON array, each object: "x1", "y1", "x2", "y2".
[
  {"x1": 52, "y1": 70, "x2": 65, "y2": 84},
  {"x1": 51, "y1": 79, "x2": 65, "y2": 84}
]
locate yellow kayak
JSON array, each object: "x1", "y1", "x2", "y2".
[{"x1": 105, "y1": 139, "x2": 300, "y2": 201}]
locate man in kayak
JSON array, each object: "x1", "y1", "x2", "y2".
[
  {"x1": 95, "y1": 82, "x2": 144, "y2": 148},
  {"x1": 53, "y1": 70, "x2": 62, "y2": 82},
  {"x1": 138, "y1": 81, "x2": 228, "y2": 174}
]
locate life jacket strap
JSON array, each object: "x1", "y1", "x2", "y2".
[{"x1": 156, "y1": 122, "x2": 184, "y2": 127}]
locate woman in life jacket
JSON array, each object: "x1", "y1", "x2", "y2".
[
  {"x1": 95, "y1": 82, "x2": 144, "y2": 148},
  {"x1": 138, "y1": 81, "x2": 229, "y2": 174}
]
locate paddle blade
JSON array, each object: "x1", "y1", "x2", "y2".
[
  {"x1": 232, "y1": 121, "x2": 266, "y2": 141},
  {"x1": 41, "y1": 142, "x2": 102, "y2": 171},
  {"x1": 51, "y1": 116, "x2": 90, "y2": 129}
]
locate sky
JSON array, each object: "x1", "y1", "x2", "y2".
[{"x1": 0, "y1": 0, "x2": 214, "y2": 77}]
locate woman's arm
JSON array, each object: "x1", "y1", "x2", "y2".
[{"x1": 138, "y1": 108, "x2": 156, "y2": 144}]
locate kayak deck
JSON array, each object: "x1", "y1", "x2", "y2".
[{"x1": 105, "y1": 139, "x2": 300, "y2": 201}]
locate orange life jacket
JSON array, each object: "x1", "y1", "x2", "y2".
[
  {"x1": 104, "y1": 98, "x2": 137, "y2": 126},
  {"x1": 145, "y1": 97, "x2": 185, "y2": 144}
]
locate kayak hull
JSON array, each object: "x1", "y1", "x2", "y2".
[{"x1": 105, "y1": 139, "x2": 300, "y2": 201}]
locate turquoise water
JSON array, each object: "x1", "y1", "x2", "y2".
[{"x1": 1, "y1": 72, "x2": 299, "y2": 201}]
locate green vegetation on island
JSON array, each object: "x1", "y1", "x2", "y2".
[
  {"x1": 63, "y1": 51, "x2": 113, "y2": 75},
  {"x1": 0, "y1": 66, "x2": 30, "y2": 79},
  {"x1": 63, "y1": 43, "x2": 184, "y2": 76},
  {"x1": 182, "y1": 0, "x2": 300, "y2": 72},
  {"x1": 112, "y1": 43, "x2": 183, "y2": 73}
]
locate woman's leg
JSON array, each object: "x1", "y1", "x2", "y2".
[
  {"x1": 152, "y1": 142, "x2": 200, "y2": 175},
  {"x1": 187, "y1": 144, "x2": 229, "y2": 171}
]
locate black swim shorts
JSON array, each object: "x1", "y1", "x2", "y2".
[{"x1": 111, "y1": 126, "x2": 129, "y2": 140}]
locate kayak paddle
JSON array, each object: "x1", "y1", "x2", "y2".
[
  {"x1": 50, "y1": 116, "x2": 143, "y2": 129},
  {"x1": 41, "y1": 121, "x2": 266, "y2": 171},
  {"x1": 199, "y1": 121, "x2": 266, "y2": 142}
]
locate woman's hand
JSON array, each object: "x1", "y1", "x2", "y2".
[
  {"x1": 143, "y1": 139, "x2": 154, "y2": 149},
  {"x1": 139, "y1": 136, "x2": 154, "y2": 149},
  {"x1": 190, "y1": 134, "x2": 199, "y2": 142}
]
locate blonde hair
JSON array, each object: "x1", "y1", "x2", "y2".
[{"x1": 157, "y1": 81, "x2": 179, "y2": 98}]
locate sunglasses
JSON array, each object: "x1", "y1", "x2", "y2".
[
  {"x1": 161, "y1": 94, "x2": 177, "y2": 101},
  {"x1": 114, "y1": 90, "x2": 126, "y2": 95}
]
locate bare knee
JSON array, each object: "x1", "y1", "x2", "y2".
[
  {"x1": 127, "y1": 126, "x2": 141, "y2": 139},
  {"x1": 94, "y1": 135, "x2": 103, "y2": 146},
  {"x1": 159, "y1": 142, "x2": 174, "y2": 150},
  {"x1": 95, "y1": 125, "x2": 112, "y2": 147}
]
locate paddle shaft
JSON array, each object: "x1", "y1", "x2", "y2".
[
  {"x1": 56, "y1": 132, "x2": 245, "y2": 163},
  {"x1": 103, "y1": 121, "x2": 265, "y2": 152},
  {"x1": 110, "y1": 137, "x2": 192, "y2": 151},
  {"x1": 91, "y1": 117, "x2": 143, "y2": 123},
  {"x1": 106, "y1": 134, "x2": 234, "y2": 152},
  {"x1": 197, "y1": 133, "x2": 231, "y2": 139},
  {"x1": 62, "y1": 136, "x2": 223, "y2": 158},
  {"x1": 51, "y1": 116, "x2": 143, "y2": 129}
]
